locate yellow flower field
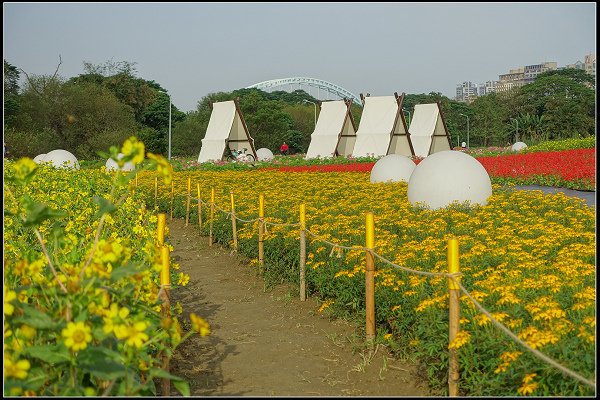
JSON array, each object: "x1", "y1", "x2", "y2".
[{"x1": 140, "y1": 169, "x2": 595, "y2": 396}]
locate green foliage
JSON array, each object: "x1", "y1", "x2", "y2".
[{"x1": 522, "y1": 136, "x2": 596, "y2": 152}]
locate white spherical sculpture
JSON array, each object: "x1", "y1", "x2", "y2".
[
  {"x1": 43, "y1": 149, "x2": 80, "y2": 170},
  {"x1": 105, "y1": 153, "x2": 135, "y2": 172},
  {"x1": 370, "y1": 154, "x2": 416, "y2": 183},
  {"x1": 256, "y1": 148, "x2": 274, "y2": 161},
  {"x1": 407, "y1": 150, "x2": 492, "y2": 210},
  {"x1": 33, "y1": 154, "x2": 47, "y2": 164},
  {"x1": 511, "y1": 142, "x2": 528, "y2": 152}
]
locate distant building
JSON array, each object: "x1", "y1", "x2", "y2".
[
  {"x1": 496, "y1": 67, "x2": 525, "y2": 93},
  {"x1": 565, "y1": 60, "x2": 585, "y2": 71},
  {"x1": 456, "y1": 81, "x2": 478, "y2": 102},
  {"x1": 523, "y1": 62, "x2": 557, "y2": 84},
  {"x1": 584, "y1": 53, "x2": 596, "y2": 76}
]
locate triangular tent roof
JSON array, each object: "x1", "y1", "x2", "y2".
[
  {"x1": 408, "y1": 102, "x2": 452, "y2": 158},
  {"x1": 351, "y1": 93, "x2": 414, "y2": 158},
  {"x1": 386, "y1": 93, "x2": 415, "y2": 157},
  {"x1": 197, "y1": 99, "x2": 257, "y2": 163},
  {"x1": 305, "y1": 99, "x2": 357, "y2": 159}
]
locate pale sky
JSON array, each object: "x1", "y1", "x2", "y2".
[{"x1": 3, "y1": 2, "x2": 596, "y2": 112}]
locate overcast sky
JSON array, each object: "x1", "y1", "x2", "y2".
[{"x1": 3, "y1": 2, "x2": 596, "y2": 112}]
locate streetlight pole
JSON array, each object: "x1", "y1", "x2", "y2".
[
  {"x1": 303, "y1": 100, "x2": 317, "y2": 129},
  {"x1": 460, "y1": 113, "x2": 469, "y2": 148},
  {"x1": 511, "y1": 118, "x2": 519, "y2": 142},
  {"x1": 402, "y1": 108, "x2": 411, "y2": 127}
]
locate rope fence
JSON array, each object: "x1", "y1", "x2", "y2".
[{"x1": 143, "y1": 177, "x2": 596, "y2": 395}]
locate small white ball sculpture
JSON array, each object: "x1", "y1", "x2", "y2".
[
  {"x1": 105, "y1": 153, "x2": 135, "y2": 172},
  {"x1": 370, "y1": 154, "x2": 416, "y2": 183},
  {"x1": 407, "y1": 150, "x2": 492, "y2": 210},
  {"x1": 33, "y1": 154, "x2": 47, "y2": 164},
  {"x1": 43, "y1": 149, "x2": 80, "y2": 170},
  {"x1": 511, "y1": 142, "x2": 528, "y2": 152},
  {"x1": 256, "y1": 147, "x2": 274, "y2": 161}
]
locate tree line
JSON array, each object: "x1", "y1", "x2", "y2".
[{"x1": 3, "y1": 59, "x2": 595, "y2": 160}]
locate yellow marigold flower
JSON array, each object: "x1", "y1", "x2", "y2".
[
  {"x1": 384, "y1": 333, "x2": 393, "y2": 341},
  {"x1": 62, "y1": 321, "x2": 92, "y2": 352},
  {"x1": 147, "y1": 153, "x2": 173, "y2": 185},
  {"x1": 448, "y1": 330, "x2": 471, "y2": 349},
  {"x1": 114, "y1": 321, "x2": 149, "y2": 348},
  {"x1": 4, "y1": 289, "x2": 17, "y2": 316},
  {"x1": 4, "y1": 355, "x2": 31, "y2": 379},
  {"x1": 177, "y1": 272, "x2": 190, "y2": 286},
  {"x1": 190, "y1": 313, "x2": 211, "y2": 337},
  {"x1": 318, "y1": 300, "x2": 334, "y2": 312},
  {"x1": 121, "y1": 136, "x2": 145, "y2": 166},
  {"x1": 517, "y1": 373, "x2": 539, "y2": 395},
  {"x1": 18, "y1": 325, "x2": 36, "y2": 340}
]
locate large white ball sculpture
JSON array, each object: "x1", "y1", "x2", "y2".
[
  {"x1": 407, "y1": 150, "x2": 492, "y2": 210},
  {"x1": 33, "y1": 154, "x2": 47, "y2": 164},
  {"x1": 43, "y1": 149, "x2": 80, "y2": 170},
  {"x1": 370, "y1": 154, "x2": 416, "y2": 183},
  {"x1": 105, "y1": 153, "x2": 135, "y2": 172},
  {"x1": 256, "y1": 148, "x2": 274, "y2": 161},
  {"x1": 511, "y1": 141, "x2": 528, "y2": 152}
]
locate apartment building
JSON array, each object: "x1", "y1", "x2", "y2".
[
  {"x1": 584, "y1": 53, "x2": 596, "y2": 76},
  {"x1": 496, "y1": 67, "x2": 525, "y2": 93}
]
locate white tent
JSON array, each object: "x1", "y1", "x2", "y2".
[
  {"x1": 408, "y1": 103, "x2": 452, "y2": 158},
  {"x1": 197, "y1": 99, "x2": 257, "y2": 163},
  {"x1": 351, "y1": 93, "x2": 414, "y2": 158},
  {"x1": 305, "y1": 99, "x2": 357, "y2": 159}
]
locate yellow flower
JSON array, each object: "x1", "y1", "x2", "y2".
[
  {"x1": 4, "y1": 355, "x2": 31, "y2": 379},
  {"x1": 121, "y1": 136, "x2": 145, "y2": 166},
  {"x1": 12, "y1": 157, "x2": 37, "y2": 181},
  {"x1": 384, "y1": 333, "x2": 393, "y2": 341},
  {"x1": 4, "y1": 289, "x2": 17, "y2": 316},
  {"x1": 114, "y1": 321, "x2": 149, "y2": 348},
  {"x1": 448, "y1": 331, "x2": 471, "y2": 349},
  {"x1": 62, "y1": 321, "x2": 93, "y2": 352},
  {"x1": 517, "y1": 373, "x2": 539, "y2": 395},
  {"x1": 190, "y1": 313, "x2": 211, "y2": 337},
  {"x1": 147, "y1": 153, "x2": 173, "y2": 185},
  {"x1": 177, "y1": 272, "x2": 190, "y2": 286}
]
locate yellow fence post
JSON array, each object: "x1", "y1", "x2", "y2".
[
  {"x1": 209, "y1": 187, "x2": 215, "y2": 246},
  {"x1": 170, "y1": 180, "x2": 174, "y2": 220},
  {"x1": 230, "y1": 191, "x2": 238, "y2": 251},
  {"x1": 135, "y1": 173, "x2": 138, "y2": 188},
  {"x1": 365, "y1": 212, "x2": 376, "y2": 345},
  {"x1": 154, "y1": 177, "x2": 158, "y2": 209},
  {"x1": 258, "y1": 193, "x2": 265, "y2": 273},
  {"x1": 299, "y1": 204, "x2": 306, "y2": 301},
  {"x1": 159, "y1": 245, "x2": 171, "y2": 396},
  {"x1": 448, "y1": 237, "x2": 461, "y2": 397},
  {"x1": 157, "y1": 213, "x2": 166, "y2": 246},
  {"x1": 185, "y1": 177, "x2": 191, "y2": 226},
  {"x1": 197, "y1": 183, "x2": 202, "y2": 228}
]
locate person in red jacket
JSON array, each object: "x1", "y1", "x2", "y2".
[{"x1": 280, "y1": 142, "x2": 289, "y2": 155}]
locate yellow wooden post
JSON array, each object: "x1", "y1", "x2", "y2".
[
  {"x1": 135, "y1": 173, "x2": 138, "y2": 188},
  {"x1": 448, "y1": 237, "x2": 461, "y2": 397},
  {"x1": 258, "y1": 193, "x2": 265, "y2": 272},
  {"x1": 197, "y1": 183, "x2": 202, "y2": 228},
  {"x1": 159, "y1": 245, "x2": 171, "y2": 395},
  {"x1": 209, "y1": 187, "x2": 215, "y2": 246},
  {"x1": 185, "y1": 177, "x2": 191, "y2": 226},
  {"x1": 299, "y1": 204, "x2": 306, "y2": 301},
  {"x1": 365, "y1": 212, "x2": 375, "y2": 344},
  {"x1": 170, "y1": 180, "x2": 174, "y2": 220},
  {"x1": 230, "y1": 191, "x2": 238, "y2": 251},
  {"x1": 157, "y1": 213, "x2": 166, "y2": 246},
  {"x1": 154, "y1": 177, "x2": 158, "y2": 209}
]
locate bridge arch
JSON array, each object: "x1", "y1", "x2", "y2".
[{"x1": 246, "y1": 77, "x2": 362, "y2": 106}]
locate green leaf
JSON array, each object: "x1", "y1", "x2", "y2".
[
  {"x1": 14, "y1": 304, "x2": 59, "y2": 329},
  {"x1": 109, "y1": 262, "x2": 140, "y2": 282},
  {"x1": 78, "y1": 346, "x2": 127, "y2": 380},
  {"x1": 148, "y1": 367, "x2": 186, "y2": 382},
  {"x1": 22, "y1": 196, "x2": 67, "y2": 227},
  {"x1": 22, "y1": 344, "x2": 70, "y2": 365},
  {"x1": 173, "y1": 380, "x2": 190, "y2": 397},
  {"x1": 93, "y1": 195, "x2": 117, "y2": 218}
]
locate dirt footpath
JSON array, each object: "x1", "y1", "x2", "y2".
[{"x1": 167, "y1": 218, "x2": 430, "y2": 396}]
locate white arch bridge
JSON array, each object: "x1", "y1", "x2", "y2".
[{"x1": 246, "y1": 77, "x2": 362, "y2": 106}]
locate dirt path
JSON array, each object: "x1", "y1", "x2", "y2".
[{"x1": 166, "y1": 218, "x2": 431, "y2": 396}]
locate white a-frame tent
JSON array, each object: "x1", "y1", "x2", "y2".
[
  {"x1": 351, "y1": 93, "x2": 414, "y2": 158},
  {"x1": 197, "y1": 99, "x2": 257, "y2": 163},
  {"x1": 305, "y1": 99, "x2": 357, "y2": 159},
  {"x1": 408, "y1": 102, "x2": 452, "y2": 158}
]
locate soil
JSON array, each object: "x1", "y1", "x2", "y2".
[{"x1": 166, "y1": 218, "x2": 432, "y2": 397}]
